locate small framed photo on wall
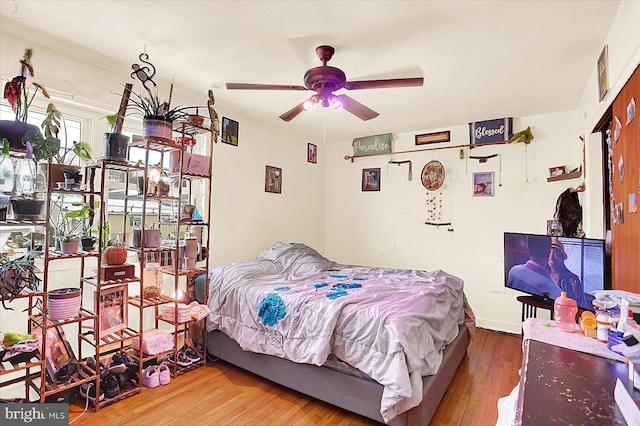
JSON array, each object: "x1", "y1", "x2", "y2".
[
  {"x1": 472, "y1": 172, "x2": 494, "y2": 197},
  {"x1": 307, "y1": 143, "x2": 317, "y2": 164},
  {"x1": 265, "y1": 165, "x2": 282, "y2": 194},
  {"x1": 597, "y1": 44, "x2": 608, "y2": 102},
  {"x1": 222, "y1": 117, "x2": 239, "y2": 146},
  {"x1": 362, "y1": 168, "x2": 381, "y2": 192}
]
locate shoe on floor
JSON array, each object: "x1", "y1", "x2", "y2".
[
  {"x1": 183, "y1": 347, "x2": 201, "y2": 364},
  {"x1": 54, "y1": 362, "x2": 79, "y2": 382},
  {"x1": 112, "y1": 351, "x2": 138, "y2": 370},
  {"x1": 158, "y1": 363, "x2": 170, "y2": 386},
  {"x1": 103, "y1": 373, "x2": 120, "y2": 398},
  {"x1": 142, "y1": 365, "x2": 160, "y2": 388},
  {"x1": 79, "y1": 382, "x2": 104, "y2": 403}
]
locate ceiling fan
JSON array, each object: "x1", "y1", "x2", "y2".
[{"x1": 226, "y1": 45, "x2": 424, "y2": 122}]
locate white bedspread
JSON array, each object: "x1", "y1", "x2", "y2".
[{"x1": 205, "y1": 242, "x2": 469, "y2": 422}]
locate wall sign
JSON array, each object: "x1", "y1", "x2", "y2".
[
  {"x1": 469, "y1": 117, "x2": 513, "y2": 146},
  {"x1": 415, "y1": 131, "x2": 450, "y2": 145},
  {"x1": 352, "y1": 133, "x2": 392, "y2": 157}
]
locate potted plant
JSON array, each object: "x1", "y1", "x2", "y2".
[
  {"x1": 0, "y1": 48, "x2": 47, "y2": 152},
  {"x1": 126, "y1": 52, "x2": 192, "y2": 141},
  {"x1": 32, "y1": 103, "x2": 93, "y2": 190},
  {"x1": 0, "y1": 252, "x2": 42, "y2": 309},
  {"x1": 64, "y1": 200, "x2": 100, "y2": 251}
]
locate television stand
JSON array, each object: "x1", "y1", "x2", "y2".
[{"x1": 517, "y1": 295, "x2": 554, "y2": 334}]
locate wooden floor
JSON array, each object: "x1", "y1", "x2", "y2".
[{"x1": 70, "y1": 328, "x2": 522, "y2": 426}]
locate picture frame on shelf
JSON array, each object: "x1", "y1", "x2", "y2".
[
  {"x1": 94, "y1": 285, "x2": 128, "y2": 336},
  {"x1": 265, "y1": 165, "x2": 282, "y2": 194},
  {"x1": 549, "y1": 165, "x2": 568, "y2": 177},
  {"x1": 221, "y1": 117, "x2": 239, "y2": 146},
  {"x1": 472, "y1": 172, "x2": 494, "y2": 197},
  {"x1": 307, "y1": 143, "x2": 317, "y2": 164},
  {"x1": 597, "y1": 44, "x2": 608, "y2": 102},
  {"x1": 362, "y1": 168, "x2": 381, "y2": 192},
  {"x1": 35, "y1": 326, "x2": 76, "y2": 381}
]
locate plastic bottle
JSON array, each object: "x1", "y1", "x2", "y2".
[
  {"x1": 596, "y1": 312, "x2": 610, "y2": 343},
  {"x1": 15, "y1": 141, "x2": 36, "y2": 196},
  {"x1": 0, "y1": 138, "x2": 15, "y2": 194},
  {"x1": 554, "y1": 292, "x2": 578, "y2": 332}
]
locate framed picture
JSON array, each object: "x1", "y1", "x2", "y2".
[
  {"x1": 265, "y1": 165, "x2": 282, "y2": 194},
  {"x1": 472, "y1": 172, "x2": 494, "y2": 197},
  {"x1": 94, "y1": 285, "x2": 128, "y2": 336},
  {"x1": 35, "y1": 326, "x2": 76, "y2": 381},
  {"x1": 307, "y1": 143, "x2": 317, "y2": 164},
  {"x1": 415, "y1": 131, "x2": 450, "y2": 145},
  {"x1": 221, "y1": 117, "x2": 239, "y2": 146},
  {"x1": 362, "y1": 168, "x2": 381, "y2": 192},
  {"x1": 597, "y1": 45, "x2": 608, "y2": 102},
  {"x1": 549, "y1": 165, "x2": 567, "y2": 177}
]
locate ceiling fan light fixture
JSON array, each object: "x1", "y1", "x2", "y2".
[
  {"x1": 303, "y1": 95, "x2": 318, "y2": 111},
  {"x1": 330, "y1": 95, "x2": 343, "y2": 111}
]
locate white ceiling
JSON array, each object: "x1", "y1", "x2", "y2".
[{"x1": 0, "y1": 1, "x2": 621, "y2": 143}]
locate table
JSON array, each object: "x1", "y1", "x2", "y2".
[{"x1": 515, "y1": 339, "x2": 638, "y2": 425}]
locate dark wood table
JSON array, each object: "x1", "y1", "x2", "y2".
[{"x1": 516, "y1": 339, "x2": 639, "y2": 425}]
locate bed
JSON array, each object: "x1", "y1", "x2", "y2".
[{"x1": 202, "y1": 242, "x2": 475, "y2": 425}]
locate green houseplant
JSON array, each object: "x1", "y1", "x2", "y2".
[
  {"x1": 126, "y1": 52, "x2": 193, "y2": 141},
  {"x1": 0, "y1": 252, "x2": 42, "y2": 309},
  {"x1": 0, "y1": 48, "x2": 48, "y2": 152}
]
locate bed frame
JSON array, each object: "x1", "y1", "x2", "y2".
[{"x1": 205, "y1": 324, "x2": 470, "y2": 425}]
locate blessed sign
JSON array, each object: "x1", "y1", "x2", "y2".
[
  {"x1": 469, "y1": 117, "x2": 513, "y2": 146},
  {"x1": 352, "y1": 133, "x2": 393, "y2": 157}
]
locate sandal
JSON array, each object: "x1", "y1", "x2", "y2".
[{"x1": 183, "y1": 347, "x2": 201, "y2": 363}]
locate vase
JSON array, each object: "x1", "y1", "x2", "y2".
[
  {"x1": 47, "y1": 287, "x2": 81, "y2": 321},
  {"x1": 60, "y1": 238, "x2": 80, "y2": 254},
  {"x1": 10, "y1": 199, "x2": 45, "y2": 220},
  {"x1": 143, "y1": 118, "x2": 173, "y2": 142},
  {"x1": 81, "y1": 236, "x2": 97, "y2": 251},
  {"x1": 103, "y1": 132, "x2": 130, "y2": 162}
]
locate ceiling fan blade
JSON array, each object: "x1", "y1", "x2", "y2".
[
  {"x1": 279, "y1": 102, "x2": 307, "y2": 122},
  {"x1": 335, "y1": 94, "x2": 379, "y2": 121},
  {"x1": 226, "y1": 82, "x2": 308, "y2": 91},
  {"x1": 344, "y1": 77, "x2": 424, "y2": 90}
]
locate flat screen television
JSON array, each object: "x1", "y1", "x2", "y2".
[{"x1": 504, "y1": 232, "x2": 609, "y2": 311}]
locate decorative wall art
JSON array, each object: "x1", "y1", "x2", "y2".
[
  {"x1": 362, "y1": 168, "x2": 381, "y2": 191},
  {"x1": 426, "y1": 192, "x2": 443, "y2": 222},
  {"x1": 265, "y1": 165, "x2": 282, "y2": 194},
  {"x1": 415, "y1": 131, "x2": 450, "y2": 145},
  {"x1": 549, "y1": 165, "x2": 568, "y2": 177},
  {"x1": 95, "y1": 285, "x2": 128, "y2": 336},
  {"x1": 307, "y1": 143, "x2": 317, "y2": 164},
  {"x1": 598, "y1": 44, "x2": 609, "y2": 102},
  {"x1": 421, "y1": 161, "x2": 445, "y2": 191},
  {"x1": 627, "y1": 97, "x2": 636, "y2": 124},
  {"x1": 36, "y1": 326, "x2": 76, "y2": 381},
  {"x1": 352, "y1": 133, "x2": 392, "y2": 158},
  {"x1": 222, "y1": 117, "x2": 239, "y2": 146},
  {"x1": 469, "y1": 117, "x2": 513, "y2": 147},
  {"x1": 472, "y1": 172, "x2": 495, "y2": 197}
]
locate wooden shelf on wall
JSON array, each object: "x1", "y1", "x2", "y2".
[{"x1": 547, "y1": 170, "x2": 582, "y2": 182}]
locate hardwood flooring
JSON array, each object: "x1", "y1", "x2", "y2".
[{"x1": 70, "y1": 328, "x2": 522, "y2": 426}]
